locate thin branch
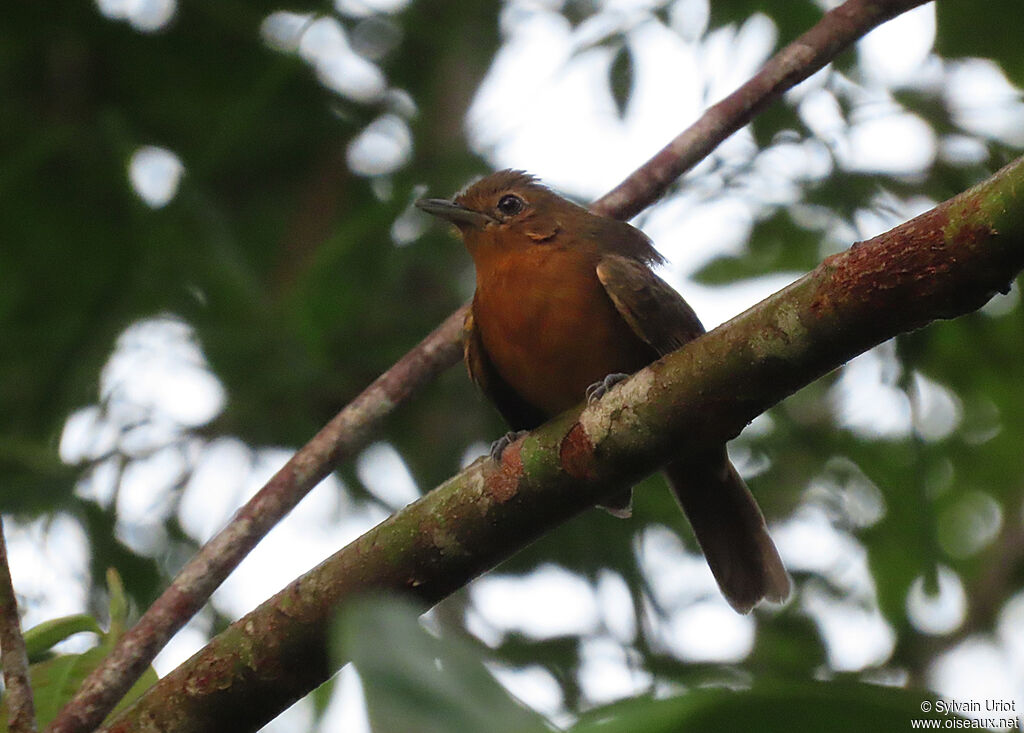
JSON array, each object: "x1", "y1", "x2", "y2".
[
  {"x1": 99, "y1": 153, "x2": 1024, "y2": 733},
  {"x1": 592, "y1": 0, "x2": 933, "y2": 220},
  {"x1": 0, "y1": 517, "x2": 37, "y2": 733},
  {"x1": 47, "y1": 1, "x2": 936, "y2": 731},
  {"x1": 45, "y1": 307, "x2": 465, "y2": 733}
]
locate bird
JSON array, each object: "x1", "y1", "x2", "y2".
[{"x1": 416, "y1": 170, "x2": 789, "y2": 613}]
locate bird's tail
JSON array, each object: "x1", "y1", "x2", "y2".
[{"x1": 664, "y1": 451, "x2": 790, "y2": 613}]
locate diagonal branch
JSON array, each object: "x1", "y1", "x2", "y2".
[
  {"x1": 593, "y1": 0, "x2": 932, "y2": 220},
  {"x1": 46, "y1": 1, "x2": 935, "y2": 731},
  {"x1": 45, "y1": 306, "x2": 466, "y2": 733},
  {"x1": 100, "y1": 153, "x2": 1024, "y2": 733},
  {"x1": 0, "y1": 517, "x2": 37, "y2": 733}
]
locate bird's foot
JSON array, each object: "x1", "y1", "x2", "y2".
[
  {"x1": 586, "y1": 373, "x2": 630, "y2": 403},
  {"x1": 490, "y1": 430, "x2": 530, "y2": 461}
]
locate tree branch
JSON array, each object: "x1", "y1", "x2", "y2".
[
  {"x1": 99, "y1": 153, "x2": 1024, "y2": 733},
  {"x1": 47, "y1": 1, "x2": 937, "y2": 731},
  {"x1": 45, "y1": 308, "x2": 465, "y2": 733},
  {"x1": 593, "y1": 0, "x2": 933, "y2": 220},
  {"x1": 0, "y1": 517, "x2": 37, "y2": 733}
]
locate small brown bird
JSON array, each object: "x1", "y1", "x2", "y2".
[{"x1": 417, "y1": 170, "x2": 789, "y2": 613}]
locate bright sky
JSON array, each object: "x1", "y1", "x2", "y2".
[{"x1": 30, "y1": 0, "x2": 1024, "y2": 730}]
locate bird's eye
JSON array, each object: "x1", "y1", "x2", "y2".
[{"x1": 496, "y1": 194, "x2": 525, "y2": 217}]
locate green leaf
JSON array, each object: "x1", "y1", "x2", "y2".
[
  {"x1": 1, "y1": 568, "x2": 158, "y2": 730},
  {"x1": 23, "y1": 615, "x2": 103, "y2": 663},
  {"x1": 570, "y1": 680, "x2": 953, "y2": 733},
  {"x1": 333, "y1": 595, "x2": 552, "y2": 733},
  {"x1": 105, "y1": 567, "x2": 128, "y2": 642},
  {"x1": 11, "y1": 646, "x2": 158, "y2": 729}
]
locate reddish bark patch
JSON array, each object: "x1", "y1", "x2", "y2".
[
  {"x1": 808, "y1": 204, "x2": 982, "y2": 324},
  {"x1": 560, "y1": 423, "x2": 597, "y2": 480},
  {"x1": 487, "y1": 443, "x2": 523, "y2": 503}
]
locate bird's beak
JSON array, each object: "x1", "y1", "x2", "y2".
[{"x1": 415, "y1": 198, "x2": 494, "y2": 229}]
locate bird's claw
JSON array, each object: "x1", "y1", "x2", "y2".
[
  {"x1": 490, "y1": 430, "x2": 530, "y2": 461},
  {"x1": 586, "y1": 373, "x2": 630, "y2": 404}
]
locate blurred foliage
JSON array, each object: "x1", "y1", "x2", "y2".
[
  {"x1": 2, "y1": 0, "x2": 501, "y2": 590},
  {"x1": 334, "y1": 595, "x2": 552, "y2": 733},
  {"x1": 936, "y1": 0, "x2": 1024, "y2": 87},
  {"x1": 3, "y1": 0, "x2": 1024, "y2": 730},
  {"x1": 569, "y1": 679, "x2": 955, "y2": 733},
  {"x1": 706, "y1": 0, "x2": 821, "y2": 49},
  {"x1": 338, "y1": 595, "x2": 957, "y2": 733}
]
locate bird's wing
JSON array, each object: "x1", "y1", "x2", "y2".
[
  {"x1": 596, "y1": 254, "x2": 705, "y2": 356},
  {"x1": 464, "y1": 306, "x2": 548, "y2": 431}
]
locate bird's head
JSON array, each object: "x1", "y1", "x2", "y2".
[
  {"x1": 417, "y1": 169, "x2": 664, "y2": 267},
  {"x1": 416, "y1": 170, "x2": 584, "y2": 252}
]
